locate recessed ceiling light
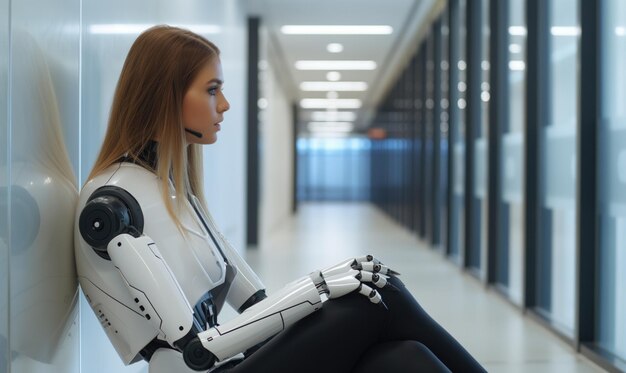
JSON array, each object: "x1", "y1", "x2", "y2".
[
  {"x1": 509, "y1": 60, "x2": 526, "y2": 71},
  {"x1": 300, "y1": 81, "x2": 368, "y2": 91},
  {"x1": 311, "y1": 111, "x2": 357, "y2": 121},
  {"x1": 508, "y1": 26, "x2": 527, "y2": 36},
  {"x1": 550, "y1": 26, "x2": 580, "y2": 36},
  {"x1": 281, "y1": 25, "x2": 393, "y2": 35},
  {"x1": 327, "y1": 43, "x2": 344, "y2": 53},
  {"x1": 89, "y1": 24, "x2": 221, "y2": 34},
  {"x1": 300, "y1": 98, "x2": 362, "y2": 109},
  {"x1": 327, "y1": 72, "x2": 341, "y2": 81},
  {"x1": 295, "y1": 60, "x2": 377, "y2": 70}
]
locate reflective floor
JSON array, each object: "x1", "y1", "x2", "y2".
[{"x1": 245, "y1": 202, "x2": 606, "y2": 373}]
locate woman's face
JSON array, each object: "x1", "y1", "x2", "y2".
[{"x1": 182, "y1": 57, "x2": 230, "y2": 145}]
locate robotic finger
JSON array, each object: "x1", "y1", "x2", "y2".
[
  {"x1": 355, "y1": 271, "x2": 388, "y2": 288},
  {"x1": 357, "y1": 283, "x2": 388, "y2": 310},
  {"x1": 354, "y1": 261, "x2": 400, "y2": 277}
]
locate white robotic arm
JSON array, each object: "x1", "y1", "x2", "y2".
[
  {"x1": 105, "y1": 230, "x2": 397, "y2": 371},
  {"x1": 185, "y1": 255, "x2": 399, "y2": 370}
]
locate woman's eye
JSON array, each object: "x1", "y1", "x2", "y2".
[{"x1": 208, "y1": 87, "x2": 218, "y2": 96}]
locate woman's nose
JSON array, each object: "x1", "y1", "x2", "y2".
[{"x1": 220, "y1": 96, "x2": 230, "y2": 113}]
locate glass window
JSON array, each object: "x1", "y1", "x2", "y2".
[
  {"x1": 536, "y1": 0, "x2": 580, "y2": 336},
  {"x1": 449, "y1": 0, "x2": 467, "y2": 263},
  {"x1": 597, "y1": 0, "x2": 626, "y2": 363},
  {"x1": 498, "y1": 0, "x2": 527, "y2": 305},
  {"x1": 440, "y1": 13, "x2": 450, "y2": 251},
  {"x1": 469, "y1": 0, "x2": 490, "y2": 275},
  {"x1": 413, "y1": 49, "x2": 425, "y2": 233},
  {"x1": 297, "y1": 137, "x2": 371, "y2": 201},
  {"x1": 425, "y1": 32, "x2": 435, "y2": 240}
]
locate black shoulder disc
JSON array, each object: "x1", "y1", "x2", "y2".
[{"x1": 79, "y1": 186, "x2": 144, "y2": 260}]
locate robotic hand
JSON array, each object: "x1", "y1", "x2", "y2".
[{"x1": 309, "y1": 255, "x2": 400, "y2": 309}]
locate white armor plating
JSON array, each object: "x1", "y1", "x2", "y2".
[
  {"x1": 108, "y1": 234, "x2": 195, "y2": 345},
  {"x1": 75, "y1": 162, "x2": 397, "y2": 371}
]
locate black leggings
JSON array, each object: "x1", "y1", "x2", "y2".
[{"x1": 228, "y1": 277, "x2": 486, "y2": 373}]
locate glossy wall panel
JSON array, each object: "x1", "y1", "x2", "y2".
[
  {"x1": 8, "y1": 0, "x2": 81, "y2": 371},
  {"x1": 498, "y1": 0, "x2": 526, "y2": 306},
  {"x1": 0, "y1": 1, "x2": 9, "y2": 372}
]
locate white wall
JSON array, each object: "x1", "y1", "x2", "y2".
[
  {"x1": 258, "y1": 26, "x2": 295, "y2": 242},
  {"x1": 199, "y1": 0, "x2": 249, "y2": 253},
  {"x1": 0, "y1": 1, "x2": 250, "y2": 372}
]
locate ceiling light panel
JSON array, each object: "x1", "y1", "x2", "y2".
[
  {"x1": 300, "y1": 99, "x2": 362, "y2": 109},
  {"x1": 311, "y1": 111, "x2": 357, "y2": 121},
  {"x1": 281, "y1": 25, "x2": 393, "y2": 35},
  {"x1": 295, "y1": 60, "x2": 377, "y2": 70},
  {"x1": 300, "y1": 81, "x2": 368, "y2": 91},
  {"x1": 327, "y1": 43, "x2": 344, "y2": 53}
]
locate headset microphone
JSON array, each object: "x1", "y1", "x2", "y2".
[{"x1": 184, "y1": 128, "x2": 203, "y2": 138}]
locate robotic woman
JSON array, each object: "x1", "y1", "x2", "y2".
[{"x1": 75, "y1": 25, "x2": 485, "y2": 373}]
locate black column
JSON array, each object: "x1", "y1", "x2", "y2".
[
  {"x1": 464, "y1": 0, "x2": 481, "y2": 270},
  {"x1": 487, "y1": 0, "x2": 508, "y2": 283},
  {"x1": 576, "y1": 0, "x2": 599, "y2": 348},
  {"x1": 524, "y1": 0, "x2": 549, "y2": 308},
  {"x1": 292, "y1": 102, "x2": 298, "y2": 214},
  {"x1": 432, "y1": 20, "x2": 443, "y2": 247},
  {"x1": 246, "y1": 17, "x2": 260, "y2": 246}
]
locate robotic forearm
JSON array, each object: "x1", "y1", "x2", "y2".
[{"x1": 186, "y1": 256, "x2": 399, "y2": 370}]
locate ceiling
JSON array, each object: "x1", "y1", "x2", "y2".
[{"x1": 244, "y1": 0, "x2": 441, "y2": 135}]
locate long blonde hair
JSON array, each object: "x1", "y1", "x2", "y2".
[{"x1": 88, "y1": 25, "x2": 220, "y2": 227}]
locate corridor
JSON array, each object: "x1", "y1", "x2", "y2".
[{"x1": 246, "y1": 203, "x2": 605, "y2": 373}]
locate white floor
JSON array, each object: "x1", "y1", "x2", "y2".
[{"x1": 244, "y1": 202, "x2": 607, "y2": 373}]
